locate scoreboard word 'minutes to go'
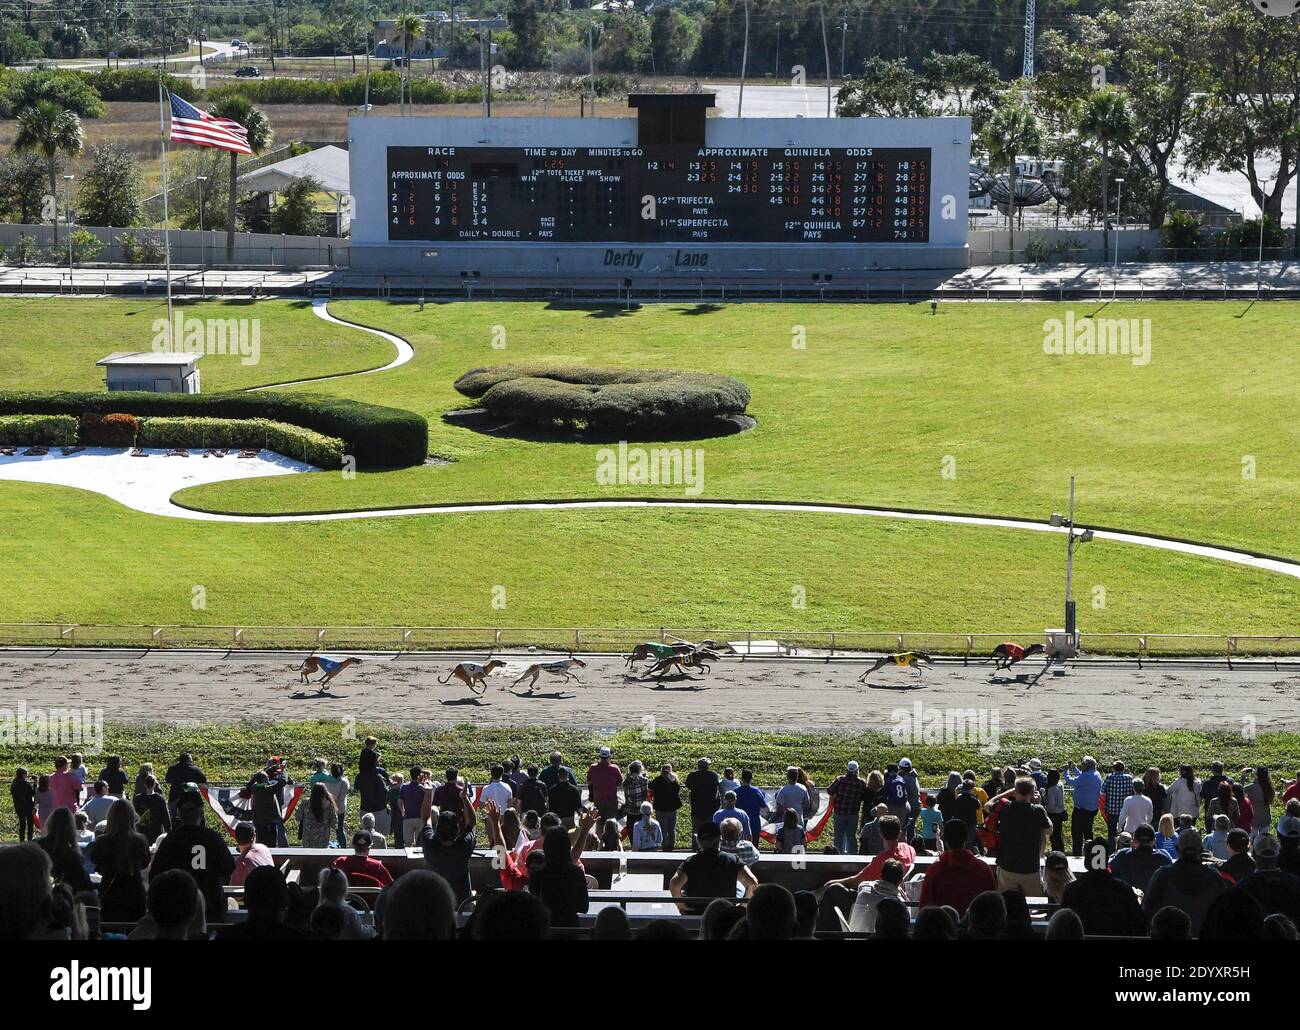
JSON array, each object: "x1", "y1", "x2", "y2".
[{"x1": 387, "y1": 145, "x2": 931, "y2": 245}]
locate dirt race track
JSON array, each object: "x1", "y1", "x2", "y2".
[{"x1": 0, "y1": 651, "x2": 1297, "y2": 734}]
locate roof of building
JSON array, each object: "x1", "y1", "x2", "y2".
[
  {"x1": 96, "y1": 352, "x2": 205, "y2": 366},
  {"x1": 239, "y1": 144, "x2": 350, "y2": 197}
]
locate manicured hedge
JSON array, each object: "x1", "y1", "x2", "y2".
[
  {"x1": 454, "y1": 365, "x2": 751, "y2": 430},
  {"x1": 0, "y1": 414, "x2": 77, "y2": 446},
  {"x1": 135, "y1": 417, "x2": 345, "y2": 468},
  {"x1": 0, "y1": 391, "x2": 427, "y2": 469},
  {"x1": 80, "y1": 412, "x2": 139, "y2": 446}
]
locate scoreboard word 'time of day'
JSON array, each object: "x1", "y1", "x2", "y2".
[{"x1": 387, "y1": 145, "x2": 931, "y2": 245}]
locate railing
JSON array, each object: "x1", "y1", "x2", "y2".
[{"x1": 1, "y1": 623, "x2": 1298, "y2": 657}]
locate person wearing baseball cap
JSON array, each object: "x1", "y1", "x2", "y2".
[
  {"x1": 670, "y1": 817, "x2": 757, "y2": 914},
  {"x1": 1235, "y1": 835, "x2": 1300, "y2": 924},
  {"x1": 586, "y1": 747, "x2": 623, "y2": 822},
  {"x1": 1143, "y1": 828, "x2": 1226, "y2": 936},
  {"x1": 1110, "y1": 823, "x2": 1173, "y2": 893},
  {"x1": 332, "y1": 830, "x2": 394, "y2": 887},
  {"x1": 148, "y1": 787, "x2": 235, "y2": 921},
  {"x1": 632, "y1": 801, "x2": 662, "y2": 851},
  {"x1": 828, "y1": 760, "x2": 868, "y2": 855}
]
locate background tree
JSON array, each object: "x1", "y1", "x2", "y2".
[
  {"x1": 76, "y1": 141, "x2": 143, "y2": 228},
  {"x1": 837, "y1": 57, "x2": 931, "y2": 118},
  {"x1": 204, "y1": 95, "x2": 273, "y2": 264},
  {"x1": 1119, "y1": 0, "x2": 1211, "y2": 229},
  {"x1": 270, "y1": 175, "x2": 326, "y2": 236},
  {"x1": 982, "y1": 95, "x2": 1041, "y2": 260},
  {"x1": 0, "y1": 150, "x2": 51, "y2": 226},
  {"x1": 650, "y1": 4, "x2": 696, "y2": 76},
  {"x1": 1185, "y1": 0, "x2": 1300, "y2": 246},
  {"x1": 13, "y1": 99, "x2": 84, "y2": 244},
  {"x1": 1076, "y1": 87, "x2": 1133, "y2": 256},
  {"x1": 507, "y1": 0, "x2": 545, "y2": 66}
]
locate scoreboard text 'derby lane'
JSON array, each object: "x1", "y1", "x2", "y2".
[{"x1": 386, "y1": 145, "x2": 931, "y2": 245}]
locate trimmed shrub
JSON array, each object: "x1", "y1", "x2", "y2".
[
  {"x1": 0, "y1": 414, "x2": 78, "y2": 446},
  {"x1": 0, "y1": 390, "x2": 427, "y2": 469},
  {"x1": 453, "y1": 365, "x2": 751, "y2": 430},
  {"x1": 79, "y1": 412, "x2": 139, "y2": 446},
  {"x1": 135, "y1": 417, "x2": 345, "y2": 468}
]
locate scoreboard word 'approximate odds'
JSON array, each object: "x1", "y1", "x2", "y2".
[{"x1": 387, "y1": 145, "x2": 932, "y2": 245}]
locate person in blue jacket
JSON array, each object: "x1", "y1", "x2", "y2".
[{"x1": 1065, "y1": 756, "x2": 1104, "y2": 857}]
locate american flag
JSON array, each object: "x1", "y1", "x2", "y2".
[{"x1": 167, "y1": 91, "x2": 252, "y2": 155}]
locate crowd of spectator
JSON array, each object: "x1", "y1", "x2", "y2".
[{"x1": 4, "y1": 741, "x2": 1299, "y2": 941}]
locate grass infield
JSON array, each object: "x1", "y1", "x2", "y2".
[{"x1": 0, "y1": 298, "x2": 1296, "y2": 636}]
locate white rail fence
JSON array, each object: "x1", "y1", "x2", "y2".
[{"x1": 1, "y1": 624, "x2": 1298, "y2": 657}]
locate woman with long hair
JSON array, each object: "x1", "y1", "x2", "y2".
[
  {"x1": 599, "y1": 818, "x2": 623, "y2": 852},
  {"x1": 1166, "y1": 765, "x2": 1202, "y2": 826},
  {"x1": 36, "y1": 807, "x2": 92, "y2": 891},
  {"x1": 296, "y1": 782, "x2": 338, "y2": 848},
  {"x1": 1244, "y1": 767, "x2": 1275, "y2": 836},
  {"x1": 1042, "y1": 851, "x2": 1075, "y2": 904},
  {"x1": 1207, "y1": 781, "x2": 1240, "y2": 829},
  {"x1": 1155, "y1": 813, "x2": 1179, "y2": 857},
  {"x1": 528, "y1": 826, "x2": 589, "y2": 928},
  {"x1": 90, "y1": 799, "x2": 150, "y2": 921}
]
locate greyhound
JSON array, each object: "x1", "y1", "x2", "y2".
[
  {"x1": 511, "y1": 657, "x2": 588, "y2": 694},
  {"x1": 292, "y1": 655, "x2": 361, "y2": 687},
  {"x1": 990, "y1": 642, "x2": 1046, "y2": 671},
  {"x1": 625, "y1": 642, "x2": 694, "y2": 668},
  {"x1": 857, "y1": 651, "x2": 935, "y2": 681},
  {"x1": 437, "y1": 659, "x2": 506, "y2": 695},
  {"x1": 643, "y1": 649, "x2": 720, "y2": 680}
]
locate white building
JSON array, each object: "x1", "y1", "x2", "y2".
[{"x1": 97, "y1": 352, "x2": 203, "y2": 394}]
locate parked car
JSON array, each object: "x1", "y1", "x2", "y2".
[
  {"x1": 230, "y1": 39, "x2": 243, "y2": 48},
  {"x1": 234, "y1": 65, "x2": 260, "y2": 77}
]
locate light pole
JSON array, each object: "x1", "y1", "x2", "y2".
[
  {"x1": 1257, "y1": 178, "x2": 1272, "y2": 300},
  {"x1": 62, "y1": 174, "x2": 75, "y2": 276},
  {"x1": 1113, "y1": 176, "x2": 1124, "y2": 270},
  {"x1": 195, "y1": 175, "x2": 207, "y2": 274},
  {"x1": 1049, "y1": 476, "x2": 1093, "y2": 656}
]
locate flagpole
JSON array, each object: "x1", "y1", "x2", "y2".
[{"x1": 158, "y1": 75, "x2": 175, "y2": 350}]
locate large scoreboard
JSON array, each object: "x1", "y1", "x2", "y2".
[
  {"x1": 348, "y1": 108, "x2": 970, "y2": 278},
  {"x1": 386, "y1": 145, "x2": 931, "y2": 245}
]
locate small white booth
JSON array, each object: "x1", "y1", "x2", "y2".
[{"x1": 97, "y1": 352, "x2": 204, "y2": 394}]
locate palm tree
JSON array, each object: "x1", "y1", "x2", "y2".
[
  {"x1": 205, "y1": 95, "x2": 273, "y2": 265},
  {"x1": 982, "y1": 100, "x2": 1041, "y2": 263},
  {"x1": 14, "y1": 100, "x2": 84, "y2": 245},
  {"x1": 394, "y1": 12, "x2": 424, "y2": 113},
  {"x1": 1076, "y1": 89, "x2": 1134, "y2": 257}
]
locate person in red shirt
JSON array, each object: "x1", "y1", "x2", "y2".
[
  {"x1": 1281, "y1": 771, "x2": 1300, "y2": 806},
  {"x1": 332, "y1": 831, "x2": 394, "y2": 887},
  {"x1": 917, "y1": 820, "x2": 998, "y2": 915},
  {"x1": 586, "y1": 747, "x2": 624, "y2": 821},
  {"x1": 823, "y1": 815, "x2": 917, "y2": 893}
]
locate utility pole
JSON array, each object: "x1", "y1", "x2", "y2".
[
  {"x1": 774, "y1": 18, "x2": 780, "y2": 78},
  {"x1": 819, "y1": 3, "x2": 832, "y2": 117},
  {"x1": 1023, "y1": 0, "x2": 1037, "y2": 78},
  {"x1": 839, "y1": 13, "x2": 847, "y2": 80},
  {"x1": 737, "y1": 0, "x2": 749, "y2": 118}
]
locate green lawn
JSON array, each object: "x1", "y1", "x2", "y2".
[
  {"x1": 180, "y1": 300, "x2": 1300, "y2": 562},
  {"x1": 0, "y1": 298, "x2": 1297, "y2": 637},
  {"x1": 0, "y1": 298, "x2": 393, "y2": 392},
  {"x1": 0, "y1": 480, "x2": 1295, "y2": 633},
  {"x1": 2, "y1": 721, "x2": 1296, "y2": 844}
]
